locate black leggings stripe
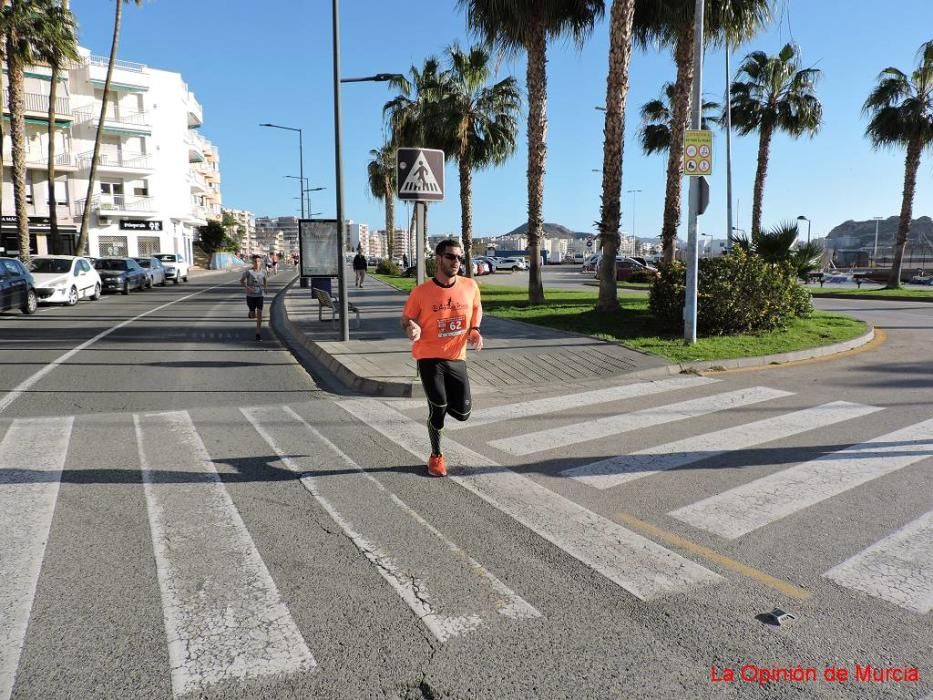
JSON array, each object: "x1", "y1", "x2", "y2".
[{"x1": 418, "y1": 359, "x2": 472, "y2": 455}]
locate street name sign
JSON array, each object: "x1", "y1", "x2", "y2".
[
  {"x1": 683, "y1": 130, "x2": 713, "y2": 177},
  {"x1": 397, "y1": 147, "x2": 445, "y2": 201}
]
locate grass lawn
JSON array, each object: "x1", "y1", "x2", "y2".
[
  {"x1": 371, "y1": 273, "x2": 867, "y2": 364},
  {"x1": 809, "y1": 286, "x2": 933, "y2": 301}
]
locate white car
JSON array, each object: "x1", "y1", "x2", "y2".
[
  {"x1": 153, "y1": 252, "x2": 189, "y2": 284},
  {"x1": 29, "y1": 255, "x2": 101, "y2": 305},
  {"x1": 497, "y1": 257, "x2": 528, "y2": 271}
]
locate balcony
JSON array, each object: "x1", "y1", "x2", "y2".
[
  {"x1": 76, "y1": 151, "x2": 154, "y2": 174},
  {"x1": 184, "y1": 131, "x2": 205, "y2": 163},
  {"x1": 74, "y1": 193, "x2": 156, "y2": 217},
  {"x1": 187, "y1": 170, "x2": 208, "y2": 193},
  {"x1": 72, "y1": 106, "x2": 151, "y2": 134},
  {"x1": 186, "y1": 91, "x2": 203, "y2": 128},
  {"x1": 2, "y1": 91, "x2": 71, "y2": 119},
  {"x1": 3, "y1": 150, "x2": 77, "y2": 171},
  {"x1": 86, "y1": 55, "x2": 149, "y2": 91}
]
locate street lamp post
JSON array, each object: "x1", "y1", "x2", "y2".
[
  {"x1": 625, "y1": 188, "x2": 641, "y2": 256},
  {"x1": 260, "y1": 123, "x2": 304, "y2": 218},
  {"x1": 796, "y1": 215, "x2": 811, "y2": 245},
  {"x1": 872, "y1": 216, "x2": 884, "y2": 267}
]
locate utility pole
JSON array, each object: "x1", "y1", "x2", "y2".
[
  {"x1": 725, "y1": 0, "x2": 734, "y2": 252},
  {"x1": 684, "y1": 0, "x2": 704, "y2": 343}
]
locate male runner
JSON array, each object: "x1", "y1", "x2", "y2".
[
  {"x1": 401, "y1": 239, "x2": 483, "y2": 477},
  {"x1": 240, "y1": 254, "x2": 267, "y2": 341}
]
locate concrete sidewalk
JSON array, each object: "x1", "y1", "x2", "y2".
[{"x1": 273, "y1": 273, "x2": 671, "y2": 397}]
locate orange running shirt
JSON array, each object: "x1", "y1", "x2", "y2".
[{"x1": 403, "y1": 276, "x2": 483, "y2": 360}]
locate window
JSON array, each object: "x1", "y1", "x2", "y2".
[
  {"x1": 133, "y1": 186, "x2": 149, "y2": 197},
  {"x1": 54, "y1": 178, "x2": 68, "y2": 206},
  {"x1": 138, "y1": 236, "x2": 159, "y2": 256},
  {"x1": 98, "y1": 235, "x2": 128, "y2": 256},
  {"x1": 2, "y1": 259, "x2": 23, "y2": 276},
  {"x1": 26, "y1": 172, "x2": 33, "y2": 205}
]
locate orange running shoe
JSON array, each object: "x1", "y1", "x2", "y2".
[{"x1": 427, "y1": 454, "x2": 447, "y2": 477}]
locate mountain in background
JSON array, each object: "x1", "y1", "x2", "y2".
[
  {"x1": 825, "y1": 216, "x2": 933, "y2": 247},
  {"x1": 498, "y1": 222, "x2": 592, "y2": 239}
]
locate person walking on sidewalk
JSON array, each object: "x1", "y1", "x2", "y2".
[
  {"x1": 400, "y1": 239, "x2": 483, "y2": 477},
  {"x1": 241, "y1": 255, "x2": 267, "y2": 341},
  {"x1": 352, "y1": 251, "x2": 368, "y2": 288}
]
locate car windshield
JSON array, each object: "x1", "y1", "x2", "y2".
[
  {"x1": 29, "y1": 258, "x2": 71, "y2": 274},
  {"x1": 135, "y1": 259, "x2": 151, "y2": 268},
  {"x1": 154, "y1": 254, "x2": 176, "y2": 262},
  {"x1": 94, "y1": 259, "x2": 127, "y2": 271}
]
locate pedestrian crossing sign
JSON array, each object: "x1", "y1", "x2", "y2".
[{"x1": 397, "y1": 147, "x2": 445, "y2": 201}]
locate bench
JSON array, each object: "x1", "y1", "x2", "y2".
[{"x1": 312, "y1": 288, "x2": 360, "y2": 328}]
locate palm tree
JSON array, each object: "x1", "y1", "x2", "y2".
[
  {"x1": 459, "y1": 0, "x2": 605, "y2": 304},
  {"x1": 728, "y1": 42, "x2": 822, "y2": 238},
  {"x1": 864, "y1": 40, "x2": 933, "y2": 288},
  {"x1": 76, "y1": 0, "x2": 143, "y2": 255},
  {"x1": 595, "y1": 0, "x2": 636, "y2": 312},
  {"x1": 435, "y1": 44, "x2": 520, "y2": 277},
  {"x1": 2, "y1": 0, "x2": 54, "y2": 262},
  {"x1": 639, "y1": 81, "x2": 719, "y2": 155},
  {"x1": 39, "y1": 0, "x2": 78, "y2": 252},
  {"x1": 366, "y1": 143, "x2": 396, "y2": 258},
  {"x1": 633, "y1": 0, "x2": 772, "y2": 264}
]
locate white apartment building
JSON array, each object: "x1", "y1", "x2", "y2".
[
  {"x1": 254, "y1": 216, "x2": 298, "y2": 256},
  {"x1": 0, "y1": 48, "x2": 221, "y2": 261},
  {"x1": 222, "y1": 207, "x2": 256, "y2": 255}
]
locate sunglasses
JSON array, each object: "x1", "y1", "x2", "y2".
[{"x1": 442, "y1": 253, "x2": 464, "y2": 262}]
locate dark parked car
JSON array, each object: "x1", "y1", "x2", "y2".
[
  {"x1": 133, "y1": 256, "x2": 167, "y2": 287},
  {"x1": 0, "y1": 256, "x2": 38, "y2": 314},
  {"x1": 93, "y1": 257, "x2": 147, "y2": 294}
]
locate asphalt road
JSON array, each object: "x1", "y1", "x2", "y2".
[{"x1": 0, "y1": 268, "x2": 930, "y2": 699}]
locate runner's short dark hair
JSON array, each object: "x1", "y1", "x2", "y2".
[
  {"x1": 251, "y1": 254, "x2": 261, "y2": 261},
  {"x1": 434, "y1": 239, "x2": 462, "y2": 256}
]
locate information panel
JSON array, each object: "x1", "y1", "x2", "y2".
[{"x1": 299, "y1": 219, "x2": 338, "y2": 277}]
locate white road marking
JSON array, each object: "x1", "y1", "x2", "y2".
[
  {"x1": 446, "y1": 376, "x2": 719, "y2": 430},
  {"x1": 135, "y1": 412, "x2": 315, "y2": 697},
  {"x1": 339, "y1": 399, "x2": 723, "y2": 601},
  {"x1": 671, "y1": 418, "x2": 933, "y2": 540},
  {"x1": 243, "y1": 405, "x2": 539, "y2": 643},
  {"x1": 563, "y1": 402, "x2": 883, "y2": 489},
  {"x1": 0, "y1": 283, "x2": 230, "y2": 416},
  {"x1": 0, "y1": 417, "x2": 72, "y2": 700},
  {"x1": 823, "y1": 508, "x2": 933, "y2": 614},
  {"x1": 489, "y1": 386, "x2": 793, "y2": 456}
]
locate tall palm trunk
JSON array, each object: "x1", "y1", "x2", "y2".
[
  {"x1": 525, "y1": 4, "x2": 547, "y2": 304},
  {"x1": 750, "y1": 120, "x2": 774, "y2": 238},
  {"x1": 0, "y1": 50, "x2": 5, "y2": 230},
  {"x1": 384, "y1": 179, "x2": 394, "y2": 258},
  {"x1": 6, "y1": 35, "x2": 30, "y2": 262},
  {"x1": 887, "y1": 138, "x2": 922, "y2": 289},
  {"x1": 597, "y1": 0, "x2": 636, "y2": 312},
  {"x1": 77, "y1": 0, "x2": 123, "y2": 255},
  {"x1": 459, "y1": 155, "x2": 474, "y2": 277},
  {"x1": 47, "y1": 64, "x2": 60, "y2": 252},
  {"x1": 660, "y1": 27, "x2": 694, "y2": 265}
]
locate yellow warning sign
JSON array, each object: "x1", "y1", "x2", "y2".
[{"x1": 683, "y1": 130, "x2": 713, "y2": 177}]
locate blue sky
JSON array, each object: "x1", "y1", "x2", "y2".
[{"x1": 70, "y1": 0, "x2": 933, "y2": 241}]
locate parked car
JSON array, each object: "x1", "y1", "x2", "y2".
[
  {"x1": 595, "y1": 256, "x2": 660, "y2": 282},
  {"x1": 0, "y1": 256, "x2": 38, "y2": 314},
  {"x1": 909, "y1": 272, "x2": 933, "y2": 285},
  {"x1": 498, "y1": 257, "x2": 528, "y2": 271},
  {"x1": 581, "y1": 254, "x2": 600, "y2": 272},
  {"x1": 29, "y1": 255, "x2": 101, "y2": 305},
  {"x1": 153, "y1": 252, "x2": 189, "y2": 284},
  {"x1": 475, "y1": 256, "x2": 497, "y2": 273},
  {"x1": 93, "y1": 257, "x2": 148, "y2": 294},
  {"x1": 133, "y1": 256, "x2": 167, "y2": 287}
]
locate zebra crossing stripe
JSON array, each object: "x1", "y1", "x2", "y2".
[
  {"x1": 563, "y1": 401, "x2": 883, "y2": 490},
  {"x1": 339, "y1": 399, "x2": 723, "y2": 601},
  {"x1": 823, "y1": 508, "x2": 933, "y2": 614},
  {"x1": 670, "y1": 417, "x2": 933, "y2": 540},
  {"x1": 135, "y1": 412, "x2": 315, "y2": 696},
  {"x1": 243, "y1": 405, "x2": 539, "y2": 643},
  {"x1": 489, "y1": 386, "x2": 793, "y2": 457},
  {"x1": 447, "y1": 376, "x2": 719, "y2": 430},
  {"x1": 0, "y1": 417, "x2": 73, "y2": 700}
]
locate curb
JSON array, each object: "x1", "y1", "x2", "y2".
[{"x1": 273, "y1": 275, "x2": 877, "y2": 396}]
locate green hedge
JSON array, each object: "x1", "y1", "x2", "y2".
[
  {"x1": 375, "y1": 258, "x2": 400, "y2": 275},
  {"x1": 649, "y1": 248, "x2": 812, "y2": 335}
]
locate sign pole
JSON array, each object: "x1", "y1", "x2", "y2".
[
  {"x1": 415, "y1": 201, "x2": 426, "y2": 284},
  {"x1": 684, "y1": 0, "x2": 704, "y2": 344}
]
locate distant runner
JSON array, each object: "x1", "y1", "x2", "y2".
[
  {"x1": 240, "y1": 255, "x2": 267, "y2": 341},
  {"x1": 400, "y1": 239, "x2": 483, "y2": 477}
]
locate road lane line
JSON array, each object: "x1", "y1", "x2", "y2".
[
  {"x1": 613, "y1": 512, "x2": 811, "y2": 600},
  {"x1": 0, "y1": 282, "x2": 230, "y2": 416},
  {"x1": 135, "y1": 412, "x2": 315, "y2": 696},
  {"x1": 445, "y1": 376, "x2": 719, "y2": 430},
  {"x1": 243, "y1": 405, "x2": 539, "y2": 643},
  {"x1": 564, "y1": 402, "x2": 883, "y2": 489},
  {"x1": 823, "y1": 508, "x2": 933, "y2": 613},
  {"x1": 0, "y1": 416, "x2": 72, "y2": 700},
  {"x1": 489, "y1": 386, "x2": 793, "y2": 456},
  {"x1": 339, "y1": 399, "x2": 723, "y2": 601},
  {"x1": 670, "y1": 418, "x2": 933, "y2": 539}
]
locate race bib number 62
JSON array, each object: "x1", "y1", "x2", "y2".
[{"x1": 437, "y1": 315, "x2": 466, "y2": 337}]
